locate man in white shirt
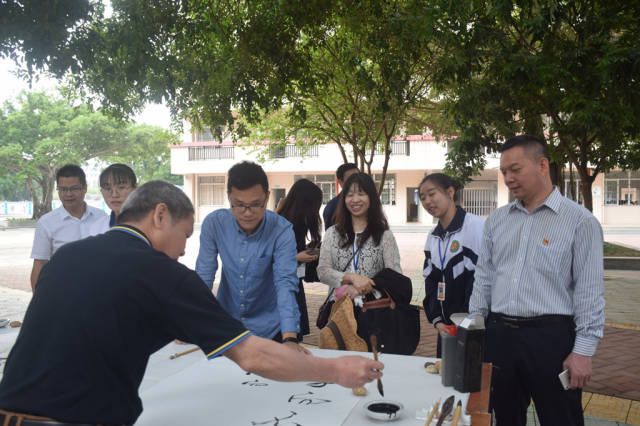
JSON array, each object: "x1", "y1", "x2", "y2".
[{"x1": 30, "y1": 164, "x2": 108, "y2": 291}]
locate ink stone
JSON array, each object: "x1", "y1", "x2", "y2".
[{"x1": 367, "y1": 402, "x2": 400, "y2": 418}]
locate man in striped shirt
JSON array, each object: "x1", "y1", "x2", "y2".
[{"x1": 469, "y1": 135, "x2": 605, "y2": 426}]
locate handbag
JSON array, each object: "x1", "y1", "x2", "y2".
[
  {"x1": 315, "y1": 288, "x2": 336, "y2": 329},
  {"x1": 356, "y1": 275, "x2": 420, "y2": 355},
  {"x1": 318, "y1": 296, "x2": 367, "y2": 352}
]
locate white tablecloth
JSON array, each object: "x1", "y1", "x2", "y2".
[{"x1": 135, "y1": 343, "x2": 470, "y2": 425}]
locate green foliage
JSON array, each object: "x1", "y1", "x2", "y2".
[
  {"x1": 432, "y1": 0, "x2": 640, "y2": 210},
  {"x1": 0, "y1": 0, "x2": 100, "y2": 76},
  {"x1": 101, "y1": 124, "x2": 182, "y2": 184},
  {"x1": 0, "y1": 173, "x2": 30, "y2": 201},
  {"x1": 0, "y1": 91, "x2": 181, "y2": 217},
  {"x1": 4, "y1": 0, "x2": 639, "y2": 210}
]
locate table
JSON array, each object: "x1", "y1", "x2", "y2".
[{"x1": 135, "y1": 343, "x2": 491, "y2": 425}]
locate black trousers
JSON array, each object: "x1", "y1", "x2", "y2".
[{"x1": 486, "y1": 313, "x2": 584, "y2": 426}]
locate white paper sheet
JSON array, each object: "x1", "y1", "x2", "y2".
[{"x1": 136, "y1": 346, "x2": 470, "y2": 426}]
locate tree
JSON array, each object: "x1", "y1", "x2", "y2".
[
  {"x1": 432, "y1": 0, "x2": 640, "y2": 211},
  {"x1": 0, "y1": 91, "x2": 181, "y2": 219},
  {"x1": 0, "y1": 91, "x2": 126, "y2": 218},
  {"x1": 101, "y1": 124, "x2": 182, "y2": 184},
  {"x1": 3, "y1": 1, "x2": 450, "y2": 194},
  {"x1": 0, "y1": 173, "x2": 30, "y2": 201},
  {"x1": 0, "y1": 0, "x2": 99, "y2": 77},
  {"x1": 234, "y1": 1, "x2": 447, "y2": 192}
]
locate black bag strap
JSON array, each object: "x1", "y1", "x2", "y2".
[{"x1": 326, "y1": 321, "x2": 347, "y2": 350}]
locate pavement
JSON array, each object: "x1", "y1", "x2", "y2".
[{"x1": 1, "y1": 226, "x2": 639, "y2": 425}]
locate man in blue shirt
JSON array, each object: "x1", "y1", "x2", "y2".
[
  {"x1": 323, "y1": 163, "x2": 359, "y2": 230},
  {"x1": 196, "y1": 161, "x2": 304, "y2": 351}
]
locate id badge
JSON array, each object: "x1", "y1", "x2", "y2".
[{"x1": 437, "y1": 282, "x2": 446, "y2": 301}]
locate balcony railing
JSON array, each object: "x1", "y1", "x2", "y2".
[
  {"x1": 375, "y1": 140, "x2": 411, "y2": 156},
  {"x1": 268, "y1": 144, "x2": 319, "y2": 159},
  {"x1": 188, "y1": 146, "x2": 235, "y2": 161}
]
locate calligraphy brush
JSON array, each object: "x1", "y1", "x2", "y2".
[
  {"x1": 451, "y1": 400, "x2": 462, "y2": 426},
  {"x1": 435, "y1": 395, "x2": 455, "y2": 426},
  {"x1": 369, "y1": 334, "x2": 384, "y2": 397},
  {"x1": 425, "y1": 398, "x2": 440, "y2": 426},
  {"x1": 169, "y1": 346, "x2": 199, "y2": 360}
]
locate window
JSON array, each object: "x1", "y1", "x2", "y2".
[
  {"x1": 375, "y1": 141, "x2": 410, "y2": 156},
  {"x1": 605, "y1": 171, "x2": 640, "y2": 205},
  {"x1": 294, "y1": 175, "x2": 336, "y2": 204},
  {"x1": 563, "y1": 177, "x2": 583, "y2": 204},
  {"x1": 461, "y1": 181, "x2": 497, "y2": 217},
  {"x1": 374, "y1": 174, "x2": 396, "y2": 205},
  {"x1": 192, "y1": 127, "x2": 214, "y2": 142},
  {"x1": 192, "y1": 126, "x2": 231, "y2": 142},
  {"x1": 198, "y1": 176, "x2": 225, "y2": 206}
]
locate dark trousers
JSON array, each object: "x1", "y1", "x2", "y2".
[{"x1": 486, "y1": 313, "x2": 584, "y2": 426}]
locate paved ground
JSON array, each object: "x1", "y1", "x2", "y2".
[{"x1": 1, "y1": 226, "x2": 639, "y2": 424}]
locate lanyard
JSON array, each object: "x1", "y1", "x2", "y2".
[
  {"x1": 110, "y1": 225, "x2": 151, "y2": 246},
  {"x1": 438, "y1": 233, "x2": 453, "y2": 269},
  {"x1": 352, "y1": 239, "x2": 362, "y2": 271}
]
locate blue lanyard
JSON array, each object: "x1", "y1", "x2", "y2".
[
  {"x1": 110, "y1": 225, "x2": 151, "y2": 246},
  {"x1": 438, "y1": 233, "x2": 453, "y2": 269},
  {"x1": 352, "y1": 239, "x2": 362, "y2": 271}
]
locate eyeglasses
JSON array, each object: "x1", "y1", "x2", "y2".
[
  {"x1": 101, "y1": 185, "x2": 132, "y2": 196},
  {"x1": 57, "y1": 186, "x2": 84, "y2": 194},
  {"x1": 230, "y1": 199, "x2": 267, "y2": 213}
]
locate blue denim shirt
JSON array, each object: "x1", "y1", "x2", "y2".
[{"x1": 195, "y1": 209, "x2": 300, "y2": 338}]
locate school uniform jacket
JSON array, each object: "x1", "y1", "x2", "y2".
[{"x1": 423, "y1": 206, "x2": 484, "y2": 326}]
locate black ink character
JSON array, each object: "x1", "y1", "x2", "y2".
[
  {"x1": 242, "y1": 379, "x2": 268, "y2": 386},
  {"x1": 288, "y1": 391, "x2": 331, "y2": 405},
  {"x1": 306, "y1": 382, "x2": 328, "y2": 388},
  {"x1": 250, "y1": 410, "x2": 301, "y2": 425}
]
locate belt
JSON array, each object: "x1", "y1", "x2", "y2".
[
  {"x1": 0, "y1": 411, "x2": 102, "y2": 426},
  {"x1": 489, "y1": 312, "x2": 574, "y2": 328}
]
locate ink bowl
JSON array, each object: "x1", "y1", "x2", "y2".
[{"x1": 364, "y1": 400, "x2": 404, "y2": 421}]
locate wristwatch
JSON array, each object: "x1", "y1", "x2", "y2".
[{"x1": 282, "y1": 337, "x2": 299, "y2": 344}]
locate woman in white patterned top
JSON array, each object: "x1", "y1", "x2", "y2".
[{"x1": 318, "y1": 173, "x2": 401, "y2": 303}]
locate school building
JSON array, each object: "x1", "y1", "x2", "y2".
[{"x1": 170, "y1": 124, "x2": 640, "y2": 227}]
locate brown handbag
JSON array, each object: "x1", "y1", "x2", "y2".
[{"x1": 361, "y1": 289, "x2": 395, "y2": 311}]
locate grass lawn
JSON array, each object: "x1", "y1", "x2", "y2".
[{"x1": 603, "y1": 242, "x2": 640, "y2": 257}]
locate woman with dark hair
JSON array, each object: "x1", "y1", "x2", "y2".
[
  {"x1": 277, "y1": 179, "x2": 323, "y2": 338},
  {"x1": 317, "y1": 173, "x2": 401, "y2": 305},
  {"x1": 99, "y1": 163, "x2": 137, "y2": 227},
  {"x1": 419, "y1": 173, "x2": 484, "y2": 356}
]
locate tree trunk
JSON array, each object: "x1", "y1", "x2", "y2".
[
  {"x1": 30, "y1": 169, "x2": 56, "y2": 219},
  {"x1": 580, "y1": 179, "x2": 593, "y2": 212},
  {"x1": 378, "y1": 136, "x2": 392, "y2": 196},
  {"x1": 569, "y1": 162, "x2": 575, "y2": 201},
  {"x1": 549, "y1": 161, "x2": 563, "y2": 191},
  {"x1": 41, "y1": 171, "x2": 55, "y2": 217},
  {"x1": 575, "y1": 165, "x2": 595, "y2": 212},
  {"x1": 26, "y1": 177, "x2": 43, "y2": 220}
]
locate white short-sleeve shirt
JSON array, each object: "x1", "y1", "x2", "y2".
[{"x1": 30, "y1": 204, "x2": 110, "y2": 260}]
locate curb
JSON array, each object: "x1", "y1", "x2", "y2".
[{"x1": 604, "y1": 257, "x2": 640, "y2": 271}]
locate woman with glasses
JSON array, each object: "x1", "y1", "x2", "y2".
[
  {"x1": 99, "y1": 164, "x2": 137, "y2": 227},
  {"x1": 419, "y1": 173, "x2": 484, "y2": 357},
  {"x1": 276, "y1": 178, "x2": 323, "y2": 339}
]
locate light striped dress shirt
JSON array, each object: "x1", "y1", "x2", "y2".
[{"x1": 469, "y1": 187, "x2": 605, "y2": 356}]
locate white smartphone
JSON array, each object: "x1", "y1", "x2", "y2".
[{"x1": 558, "y1": 369, "x2": 570, "y2": 390}]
